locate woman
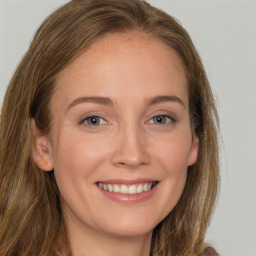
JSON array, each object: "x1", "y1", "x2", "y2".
[{"x1": 0, "y1": 0, "x2": 220, "y2": 255}]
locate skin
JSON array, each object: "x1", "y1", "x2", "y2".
[{"x1": 33, "y1": 31, "x2": 198, "y2": 256}]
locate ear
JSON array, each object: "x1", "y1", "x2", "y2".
[
  {"x1": 31, "y1": 119, "x2": 54, "y2": 172},
  {"x1": 187, "y1": 135, "x2": 199, "y2": 166}
]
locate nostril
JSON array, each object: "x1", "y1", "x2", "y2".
[{"x1": 114, "y1": 156, "x2": 150, "y2": 168}]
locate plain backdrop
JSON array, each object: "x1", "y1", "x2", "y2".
[{"x1": 1, "y1": 1, "x2": 256, "y2": 256}]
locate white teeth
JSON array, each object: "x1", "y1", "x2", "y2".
[
  {"x1": 113, "y1": 184, "x2": 120, "y2": 193},
  {"x1": 120, "y1": 185, "x2": 129, "y2": 194},
  {"x1": 137, "y1": 184, "x2": 144, "y2": 193},
  {"x1": 128, "y1": 185, "x2": 137, "y2": 194},
  {"x1": 98, "y1": 182, "x2": 156, "y2": 194},
  {"x1": 143, "y1": 183, "x2": 148, "y2": 192},
  {"x1": 107, "y1": 184, "x2": 113, "y2": 192}
]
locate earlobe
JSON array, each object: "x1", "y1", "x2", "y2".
[
  {"x1": 31, "y1": 119, "x2": 54, "y2": 172},
  {"x1": 187, "y1": 136, "x2": 199, "y2": 166}
]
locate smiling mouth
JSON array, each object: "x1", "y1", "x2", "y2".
[{"x1": 97, "y1": 181, "x2": 158, "y2": 195}]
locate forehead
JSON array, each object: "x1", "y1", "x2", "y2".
[{"x1": 53, "y1": 31, "x2": 188, "y2": 107}]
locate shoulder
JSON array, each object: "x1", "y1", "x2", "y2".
[{"x1": 203, "y1": 246, "x2": 220, "y2": 256}]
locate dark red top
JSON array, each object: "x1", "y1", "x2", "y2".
[{"x1": 204, "y1": 247, "x2": 220, "y2": 256}]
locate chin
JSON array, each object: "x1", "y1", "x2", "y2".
[
  {"x1": 107, "y1": 225, "x2": 153, "y2": 238},
  {"x1": 96, "y1": 214, "x2": 160, "y2": 238}
]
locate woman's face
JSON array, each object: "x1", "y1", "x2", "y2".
[{"x1": 38, "y1": 32, "x2": 198, "y2": 238}]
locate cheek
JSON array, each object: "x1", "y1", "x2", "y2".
[
  {"x1": 54, "y1": 129, "x2": 107, "y2": 166},
  {"x1": 162, "y1": 141, "x2": 190, "y2": 192},
  {"x1": 153, "y1": 131, "x2": 192, "y2": 172},
  {"x1": 51, "y1": 130, "x2": 111, "y2": 196},
  {"x1": 150, "y1": 132, "x2": 191, "y2": 212}
]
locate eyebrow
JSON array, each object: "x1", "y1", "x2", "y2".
[
  {"x1": 66, "y1": 94, "x2": 185, "y2": 113},
  {"x1": 67, "y1": 96, "x2": 113, "y2": 112},
  {"x1": 146, "y1": 95, "x2": 185, "y2": 107}
]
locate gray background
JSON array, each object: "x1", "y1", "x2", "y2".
[{"x1": 1, "y1": 1, "x2": 256, "y2": 255}]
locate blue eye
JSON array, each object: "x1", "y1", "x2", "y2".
[
  {"x1": 150, "y1": 115, "x2": 173, "y2": 125},
  {"x1": 83, "y1": 116, "x2": 106, "y2": 126}
]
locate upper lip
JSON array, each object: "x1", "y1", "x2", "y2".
[{"x1": 96, "y1": 178, "x2": 159, "y2": 185}]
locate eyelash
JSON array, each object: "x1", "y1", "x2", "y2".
[
  {"x1": 80, "y1": 115, "x2": 107, "y2": 127},
  {"x1": 147, "y1": 114, "x2": 176, "y2": 125}
]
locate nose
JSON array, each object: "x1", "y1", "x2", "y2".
[{"x1": 111, "y1": 125, "x2": 151, "y2": 168}]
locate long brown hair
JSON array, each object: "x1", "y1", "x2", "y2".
[{"x1": 0, "y1": 0, "x2": 219, "y2": 255}]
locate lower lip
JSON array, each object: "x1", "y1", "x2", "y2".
[{"x1": 97, "y1": 183, "x2": 159, "y2": 204}]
